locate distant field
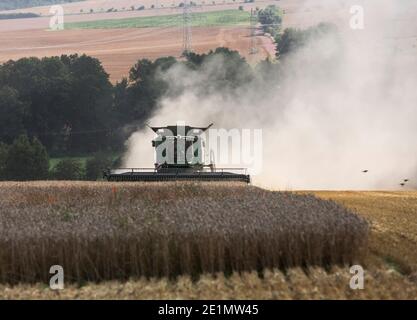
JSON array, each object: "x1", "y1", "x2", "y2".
[
  {"x1": 49, "y1": 156, "x2": 91, "y2": 170},
  {"x1": 0, "y1": 0, "x2": 268, "y2": 16},
  {"x1": 0, "y1": 27, "x2": 273, "y2": 83},
  {"x1": 49, "y1": 154, "x2": 120, "y2": 170},
  {"x1": 66, "y1": 10, "x2": 250, "y2": 29},
  {"x1": 312, "y1": 191, "x2": 417, "y2": 275}
]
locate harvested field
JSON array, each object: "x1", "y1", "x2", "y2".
[
  {"x1": 0, "y1": 0, "x2": 278, "y2": 16},
  {"x1": 312, "y1": 192, "x2": 417, "y2": 276},
  {"x1": 0, "y1": 182, "x2": 368, "y2": 285},
  {"x1": 0, "y1": 26, "x2": 272, "y2": 83}
]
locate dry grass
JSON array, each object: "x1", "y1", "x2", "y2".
[
  {"x1": 1, "y1": 266, "x2": 416, "y2": 300},
  {"x1": 0, "y1": 181, "x2": 368, "y2": 285}
]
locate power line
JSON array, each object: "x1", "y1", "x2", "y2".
[
  {"x1": 250, "y1": 8, "x2": 258, "y2": 55},
  {"x1": 182, "y1": 0, "x2": 193, "y2": 55}
]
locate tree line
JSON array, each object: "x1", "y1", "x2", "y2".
[
  {"x1": 0, "y1": 136, "x2": 114, "y2": 181},
  {"x1": 0, "y1": 48, "x2": 260, "y2": 180},
  {"x1": 0, "y1": 13, "x2": 40, "y2": 20},
  {"x1": 0, "y1": 48, "x2": 259, "y2": 158},
  {"x1": 0, "y1": 23, "x2": 338, "y2": 181}
]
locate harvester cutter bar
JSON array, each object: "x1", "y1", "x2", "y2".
[{"x1": 104, "y1": 169, "x2": 250, "y2": 184}]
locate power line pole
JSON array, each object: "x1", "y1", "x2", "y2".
[
  {"x1": 250, "y1": 8, "x2": 258, "y2": 55},
  {"x1": 182, "y1": 0, "x2": 192, "y2": 55}
]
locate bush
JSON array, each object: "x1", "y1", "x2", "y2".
[
  {"x1": 4, "y1": 135, "x2": 49, "y2": 181},
  {"x1": 52, "y1": 159, "x2": 84, "y2": 180},
  {"x1": 258, "y1": 5, "x2": 282, "y2": 36},
  {"x1": 85, "y1": 154, "x2": 112, "y2": 181}
]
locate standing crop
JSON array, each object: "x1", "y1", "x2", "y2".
[{"x1": 0, "y1": 181, "x2": 369, "y2": 284}]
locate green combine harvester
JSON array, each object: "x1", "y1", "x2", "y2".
[{"x1": 104, "y1": 124, "x2": 251, "y2": 183}]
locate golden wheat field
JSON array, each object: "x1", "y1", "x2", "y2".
[{"x1": 0, "y1": 182, "x2": 416, "y2": 299}]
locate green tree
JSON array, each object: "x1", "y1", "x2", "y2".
[
  {"x1": 52, "y1": 159, "x2": 84, "y2": 180},
  {"x1": 0, "y1": 86, "x2": 26, "y2": 144},
  {"x1": 60, "y1": 54, "x2": 114, "y2": 154},
  {"x1": 113, "y1": 78, "x2": 130, "y2": 124},
  {"x1": 204, "y1": 47, "x2": 254, "y2": 90},
  {"x1": 184, "y1": 51, "x2": 207, "y2": 68},
  {"x1": 85, "y1": 153, "x2": 112, "y2": 181},
  {"x1": 0, "y1": 54, "x2": 116, "y2": 155},
  {"x1": 0, "y1": 57, "x2": 72, "y2": 151},
  {"x1": 4, "y1": 135, "x2": 49, "y2": 181},
  {"x1": 275, "y1": 28, "x2": 305, "y2": 58},
  {"x1": 125, "y1": 56, "x2": 177, "y2": 122},
  {"x1": 258, "y1": 5, "x2": 282, "y2": 36},
  {"x1": 276, "y1": 23, "x2": 338, "y2": 58},
  {"x1": 254, "y1": 59, "x2": 280, "y2": 83},
  {"x1": 32, "y1": 137, "x2": 50, "y2": 180},
  {"x1": 0, "y1": 142, "x2": 8, "y2": 180}
]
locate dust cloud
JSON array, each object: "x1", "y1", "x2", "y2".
[{"x1": 124, "y1": 0, "x2": 417, "y2": 190}]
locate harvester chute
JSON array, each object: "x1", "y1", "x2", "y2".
[{"x1": 104, "y1": 124, "x2": 251, "y2": 183}]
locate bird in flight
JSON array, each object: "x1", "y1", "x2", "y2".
[
  {"x1": 362, "y1": 170, "x2": 368, "y2": 173},
  {"x1": 400, "y1": 183, "x2": 405, "y2": 187},
  {"x1": 404, "y1": 179, "x2": 409, "y2": 182}
]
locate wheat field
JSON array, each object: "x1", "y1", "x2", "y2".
[
  {"x1": 0, "y1": 183, "x2": 416, "y2": 299},
  {"x1": 0, "y1": 182, "x2": 368, "y2": 284}
]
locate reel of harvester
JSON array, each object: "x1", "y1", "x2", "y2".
[{"x1": 104, "y1": 124, "x2": 250, "y2": 184}]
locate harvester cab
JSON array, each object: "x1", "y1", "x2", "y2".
[{"x1": 104, "y1": 124, "x2": 250, "y2": 183}]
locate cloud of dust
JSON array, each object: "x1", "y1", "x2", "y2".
[{"x1": 124, "y1": 0, "x2": 417, "y2": 190}]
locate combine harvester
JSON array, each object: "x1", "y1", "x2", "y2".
[{"x1": 104, "y1": 124, "x2": 251, "y2": 183}]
